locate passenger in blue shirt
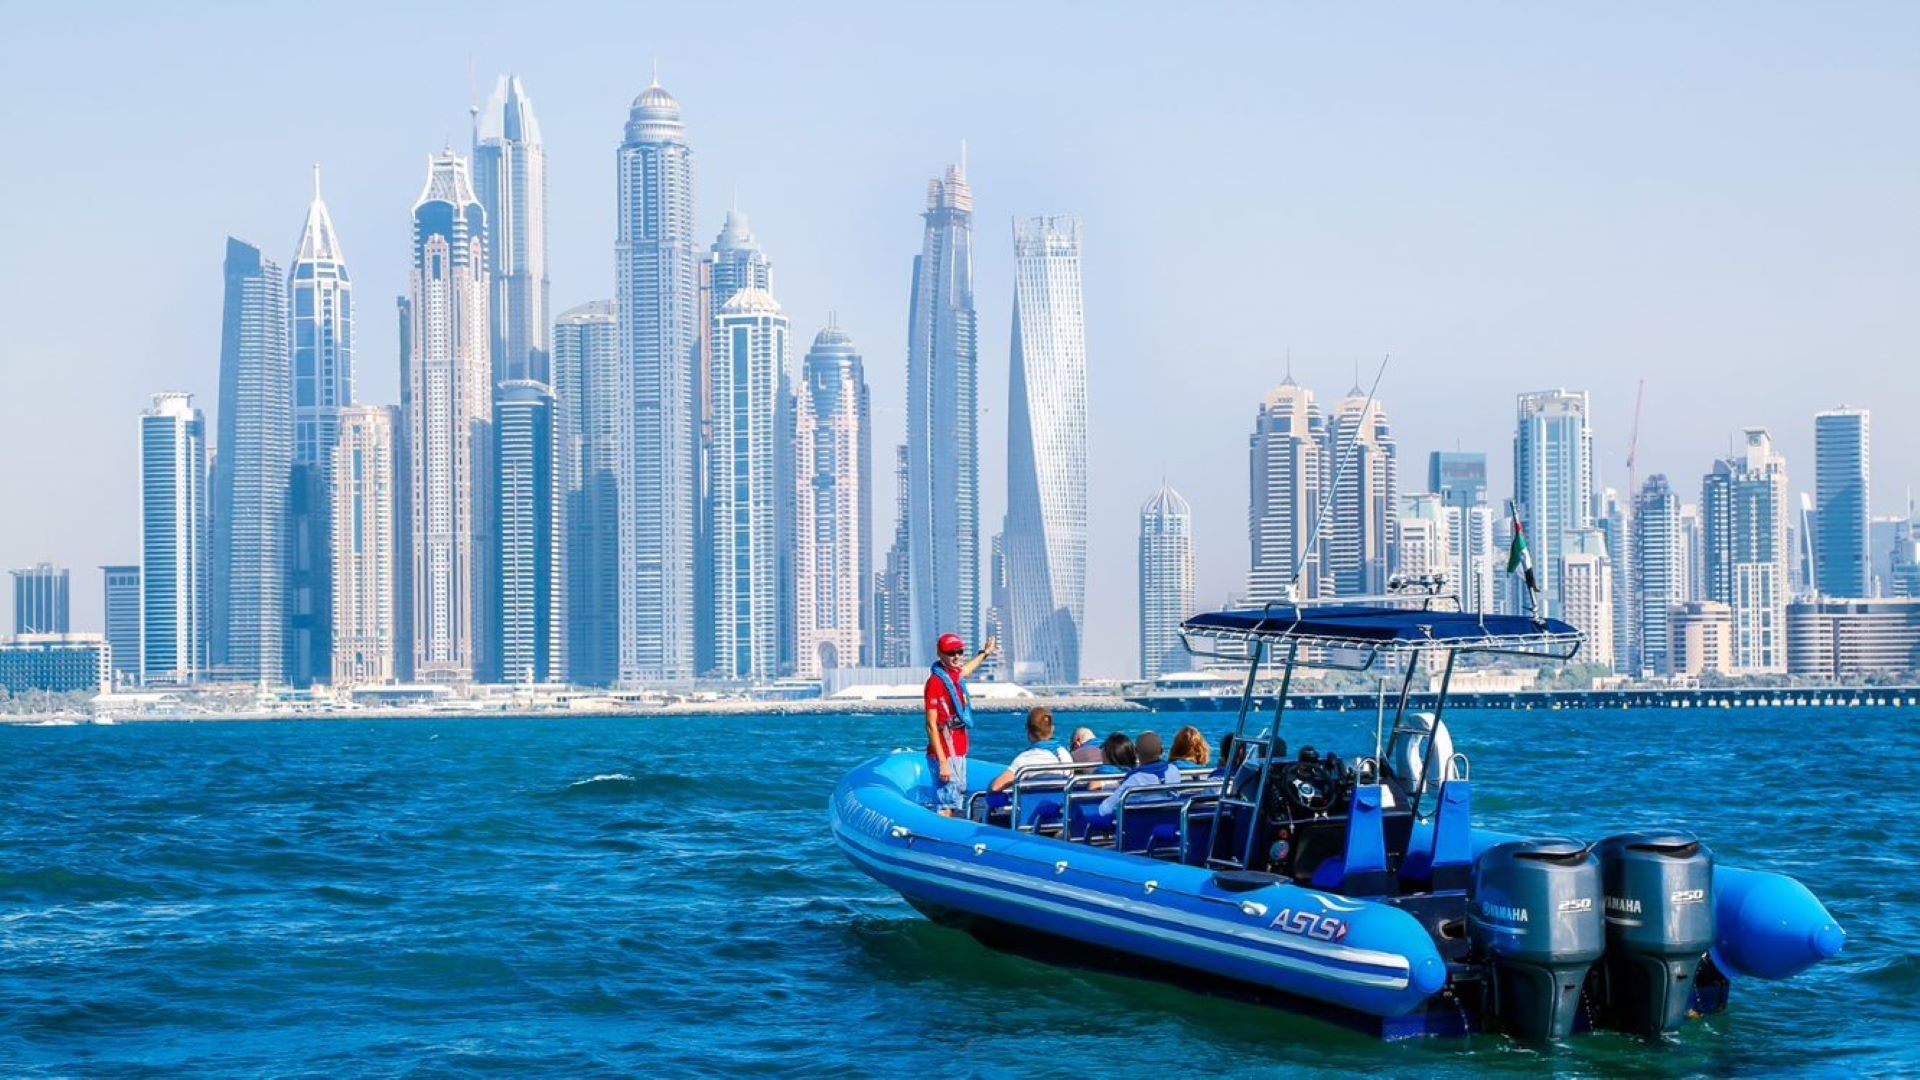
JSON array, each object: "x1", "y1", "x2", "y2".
[{"x1": 1098, "y1": 731, "x2": 1183, "y2": 817}]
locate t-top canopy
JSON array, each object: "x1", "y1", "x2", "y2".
[{"x1": 1180, "y1": 605, "x2": 1583, "y2": 656}]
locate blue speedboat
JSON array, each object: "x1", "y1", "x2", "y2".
[{"x1": 830, "y1": 599, "x2": 1843, "y2": 1040}]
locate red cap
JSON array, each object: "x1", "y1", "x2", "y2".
[{"x1": 937, "y1": 633, "x2": 966, "y2": 656}]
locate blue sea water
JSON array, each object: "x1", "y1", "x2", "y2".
[{"x1": 0, "y1": 707, "x2": 1911, "y2": 1077}]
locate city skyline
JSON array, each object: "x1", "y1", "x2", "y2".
[{"x1": 3, "y1": 6, "x2": 1917, "y2": 678}]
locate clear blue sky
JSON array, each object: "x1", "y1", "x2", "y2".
[{"x1": 1, "y1": 2, "x2": 1915, "y2": 677}]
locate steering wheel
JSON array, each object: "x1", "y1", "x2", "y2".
[{"x1": 1281, "y1": 761, "x2": 1338, "y2": 814}]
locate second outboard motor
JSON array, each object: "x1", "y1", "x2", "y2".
[
  {"x1": 1595, "y1": 830, "x2": 1715, "y2": 1035},
  {"x1": 1470, "y1": 838, "x2": 1604, "y2": 1041}
]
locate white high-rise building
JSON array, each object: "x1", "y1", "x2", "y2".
[
  {"x1": 1561, "y1": 528, "x2": 1615, "y2": 670},
  {"x1": 1813, "y1": 408, "x2": 1870, "y2": 598},
  {"x1": 475, "y1": 74, "x2": 549, "y2": 386},
  {"x1": 140, "y1": 393, "x2": 207, "y2": 686},
  {"x1": 1248, "y1": 379, "x2": 1325, "y2": 603},
  {"x1": 1704, "y1": 428, "x2": 1790, "y2": 674},
  {"x1": 554, "y1": 301, "x2": 620, "y2": 687},
  {"x1": 1140, "y1": 485, "x2": 1194, "y2": 680},
  {"x1": 707, "y1": 287, "x2": 788, "y2": 679},
  {"x1": 287, "y1": 167, "x2": 354, "y2": 687},
  {"x1": 1397, "y1": 493, "x2": 1451, "y2": 580},
  {"x1": 905, "y1": 163, "x2": 980, "y2": 657},
  {"x1": 331, "y1": 406, "x2": 398, "y2": 686},
  {"x1": 1004, "y1": 217, "x2": 1088, "y2": 685},
  {"x1": 615, "y1": 77, "x2": 698, "y2": 683},
  {"x1": 793, "y1": 321, "x2": 872, "y2": 678},
  {"x1": 1513, "y1": 389, "x2": 1594, "y2": 619},
  {"x1": 401, "y1": 152, "x2": 491, "y2": 683},
  {"x1": 1324, "y1": 388, "x2": 1398, "y2": 596}
]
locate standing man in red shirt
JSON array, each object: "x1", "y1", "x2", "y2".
[{"x1": 926, "y1": 632, "x2": 997, "y2": 816}]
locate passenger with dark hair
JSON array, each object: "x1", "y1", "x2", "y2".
[
  {"x1": 1099, "y1": 732, "x2": 1137, "y2": 772},
  {"x1": 1098, "y1": 731, "x2": 1183, "y2": 817},
  {"x1": 990, "y1": 708, "x2": 1074, "y2": 792}
]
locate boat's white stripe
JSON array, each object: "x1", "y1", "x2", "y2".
[
  {"x1": 834, "y1": 822, "x2": 1414, "y2": 992},
  {"x1": 834, "y1": 815, "x2": 1411, "y2": 974}
]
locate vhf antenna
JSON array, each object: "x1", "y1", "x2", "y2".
[{"x1": 1287, "y1": 353, "x2": 1391, "y2": 601}]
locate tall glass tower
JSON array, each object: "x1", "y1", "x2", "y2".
[
  {"x1": 554, "y1": 300, "x2": 620, "y2": 687},
  {"x1": 287, "y1": 169, "x2": 352, "y2": 687},
  {"x1": 1324, "y1": 388, "x2": 1398, "y2": 597},
  {"x1": 874, "y1": 445, "x2": 914, "y2": 667},
  {"x1": 615, "y1": 77, "x2": 697, "y2": 683},
  {"x1": 1247, "y1": 379, "x2": 1325, "y2": 603},
  {"x1": 1004, "y1": 216, "x2": 1087, "y2": 685},
  {"x1": 101, "y1": 565, "x2": 141, "y2": 683},
  {"x1": 1139, "y1": 485, "x2": 1194, "y2": 680},
  {"x1": 1428, "y1": 451, "x2": 1493, "y2": 612},
  {"x1": 495, "y1": 381, "x2": 565, "y2": 683},
  {"x1": 403, "y1": 152, "x2": 491, "y2": 683},
  {"x1": 141, "y1": 393, "x2": 207, "y2": 686},
  {"x1": 1702, "y1": 429, "x2": 1790, "y2": 673},
  {"x1": 1634, "y1": 474, "x2": 1684, "y2": 675},
  {"x1": 696, "y1": 209, "x2": 771, "y2": 675},
  {"x1": 475, "y1": 75, "x2": 549, "y2": 386},
  {"x1": 905, "y1": 162, "x2": 979, "y2": 657},
  {"x1": 1513, "y1": 389, "x2": 1594, "y2": 618},
  {"x1": 1814, "y1": 408, "x2": 1869, "y2": 598},
  {"x1": 210, "y1": 237, "x2": 290, "y2": 685},
  {"x1": 794, "y1": 320, "x2": 872, "y2": 678},
  {"x1": 706, "y1": 287, "x2": 788, "y2": 679}
]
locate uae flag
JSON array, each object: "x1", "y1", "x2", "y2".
[{"x1": 1506, "y1": 504, "x2": 1539, "y2": 594}]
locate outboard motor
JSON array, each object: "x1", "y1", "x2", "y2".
[
  {"x1": 1469, "y1": 838, "x2": 1604, "y2": 1041},
  {"x1": 1594, "y1": 830, "x2": 1715, "y2": 1035}
]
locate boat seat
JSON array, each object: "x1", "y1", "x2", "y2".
[
  {"x1": 1296, "y1": 809, "x2": 1415, "y2": 896},
  {"x1": 1116, "y1": 794, "x2": 1189, "y2": 858},
  {"x1": 1400, "y1": 776, "x2": 1473, "y2": 892}
]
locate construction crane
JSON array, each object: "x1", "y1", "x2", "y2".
[{"x1": 1625, "y1": 378, "x2": 1646, "y2": 503}]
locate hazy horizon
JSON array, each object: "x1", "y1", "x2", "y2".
[{"x1": 2, "y1": 2, "x2": 1915, "y2": 678}]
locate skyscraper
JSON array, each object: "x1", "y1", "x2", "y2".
[
  {"x1": 474, "y1": 75, "x2": 549, "y2": 385},
  {"x1": 1596, "y1": 487, "x2": 1634, "y2": 673},
  {"x1": 1513, "y1": 389, "x2": 1594, "y2": 619},
  {"x1": 101, "y1": 565, "x2": 140, "y2": 683},
  {"x1": 707, "y1": 287, "x2": 788, "y2": 679},
  {"x1": 1814, "y1": 408, "x2": 1870, "y2": 598},
  {"x1": 1004, "y1": 216, "x2": 1088, "y2": 685},
  {"x1": 11, "y1": 565, "x2": 69, "y2": 635},
  {"x1": 1561, "y1": 528, "x2": 1615, "y2": 670},
  {"x1": 1323, "y1": 387, "x2": 1398, "y2": 596},
  {"x1": 495, "y1": 381, "x2": 565, "y2": 683},
  {"x1": 905, "y1": 162, "x2": 979, "y2": 656},
  {"x1": 1679, "y1": 503, "x2": 1704, "y2": 602},
  {"x1": 210, "y1": 237, "x2": 290, "y2": 685},
  {"x1": 793, "y1": 320, "x2": 873, "y2": 678},
  {"x1": 874, "y1": 444, "x2": 914, "y2": 668},
  {"x1": 1396, "y1": 493, "x2": 1450, "y2": 580},
  {"x1": 1248, "y1": 379, "x2": 1325, "y2": 603},
  {"x1": 1703, "y1": 429, "x2": 1790, "y2": 674},
  {"x1": 1429, "y1": 451, "x2": 1493, "y2": 612},
  {"x1": 141, "y1": 393, "x2": 207, "y2": 686},
  {"x1": 1139, "y1": 485, "x2": 1194, "y2": 680},
  {"x1": 554, "y1": 300, "x2": 620, "y2": 687},
  {"x1": 615, "y1": 76, "x2": 697, "y2": 683},
  {"x1": 697, "y1": 209, "x2": 773, "y2": 677},
  {"x1": 287, "y1": 168, "x2": 353, "y2": 687},
  {"x1": 403, "y1": 152, "x2": 491, "y2": 683},
  {"x1": 1635, "y1": 475, "x2": 1684, "y2": 675},
  {"x1": 331, "y1": 405, "x2": 398, "y2": 686}
]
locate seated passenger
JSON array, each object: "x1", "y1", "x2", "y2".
[
  {"x1": 1169, "y1": 726, "x2": 1212, "y2": 772},
  {"x1": 1099, "y1": 732, "x2": 1138, "y2": 773},
  {"x1": 990, "y1": 708, "x2": 1075, "y2": 792},
  {"x1": 1068, "y1": 726, "x2": 1102, "y2": 764},
  {"x1": 1097, "y1": 731, "x2": 1184, "y2": 817}
]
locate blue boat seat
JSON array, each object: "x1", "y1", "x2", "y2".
[
  {"x1": 1116, "y1": 794, "x2": 1189, "y2": 857},
  {"x1": 1065, "y1": 791, "x2": 1115, "y2": 842},
  {"x1": 1400, "y1": 777, "x2": 1473, "y2": 892}
]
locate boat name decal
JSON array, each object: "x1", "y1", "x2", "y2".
[
  {"x1": 1269, "y1": 907, "x2": 1352, "y2": 944},
  {"x1": 834, "y1": 789, "x2": 897, "y2": 840}
]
